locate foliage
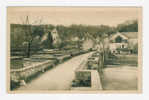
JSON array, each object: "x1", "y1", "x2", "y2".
[
  {"x1": 132, "y1": 43, "x2": 138, "y2": 54},
  {"x1": 11, "y1": 19, "x2": 138, "y2": 57},
  {"x1": 117, "y1": 20, "x2": 138, "y2": 32}
]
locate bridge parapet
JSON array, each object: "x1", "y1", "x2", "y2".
[
  {"x1": 71, "y1": 52, "x2": 104, "y2": 90},
  {"x1": 10, "y1": 60, "x2": 56, "y2": 85},
  {"x1": 71, "y1": 70, "x2": 102, "y2": 90},
  {"x1": 10, "y1": 49, "x2": 92, "y2": 90}
]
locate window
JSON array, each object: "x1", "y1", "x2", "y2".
[
  {"x1": 121, "y1": 44, "x2": 125, "y2": 48},
  {"x1": 115, "y1": 36, "x2": 122, "y2": 43}
]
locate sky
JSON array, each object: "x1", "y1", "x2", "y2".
[{"x1": 7, "y1": 7, "x2": 141, "y2": 27}]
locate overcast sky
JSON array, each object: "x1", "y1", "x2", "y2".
[{"x1": 7, "y1": 7, "x2": 141, "y2": 27}]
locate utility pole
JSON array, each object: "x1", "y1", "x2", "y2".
[{"x1": 24, "y1": 16, "x2": 33, "y2": 58}]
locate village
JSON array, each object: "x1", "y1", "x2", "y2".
[
  {"x1": 10, "y1": 19, "x2": 138, "y2": 91},
  {"x1": 6, "y1": 5, "x2": 142, "y2": 93}
]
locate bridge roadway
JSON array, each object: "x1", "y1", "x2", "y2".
[{"x1": 15, "y1": 52, "x2": 93, "y2": 91}]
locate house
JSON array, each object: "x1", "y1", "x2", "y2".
[
  {"x1": 82, "y1": 32, "x2": 95, "y2": 50},
  {"x1": 51, "y1": 28, "x2": 61, "y2": 46},
  {"x1": 41, "y1": 28, "x2": 61, "y2": 48},
  {"x1": 109, "y1": 32, "x2": 138, "y2": 54}
]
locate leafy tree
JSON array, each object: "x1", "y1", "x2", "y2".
[{"x1": 117, "y1": 20, "x2": 138, "y2": 32}]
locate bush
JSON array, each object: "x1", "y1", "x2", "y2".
[
  {"x1": 10, "y1": 80, "x2": 20, "y2": 90},
  {"x1": 132, "y1": 44, "x2": 138, "y2": 54}
]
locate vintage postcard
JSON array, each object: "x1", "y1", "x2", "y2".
[{"x1": 7, "y1": 7, "x2": 142, "y2": 93}]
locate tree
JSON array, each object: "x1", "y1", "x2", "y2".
[
  {"x1": 46, "y1": 31, "x2": 54, "y2": 49},
  {"x1": 22, "y1": 16, "x2": 43, "y2": 58},
  {"x1": 133, "y1": 43, "x2": 138, "y2": 54},
  {"x1": 117, "y1": 20, "x2": 138, "y2": 32}
]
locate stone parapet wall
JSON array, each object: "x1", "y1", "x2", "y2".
[
  {"x1": 10, "y1": 49, "x2": 91, "y2": 90},
  {"x1": 10, "y1": 60, "x2": 56, "y2": 82}
]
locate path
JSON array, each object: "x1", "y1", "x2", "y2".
[{"x1": 15, "y1": 52, "x2": 92, "y2": 91}]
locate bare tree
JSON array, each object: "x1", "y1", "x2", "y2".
[{"x1": 23, "y1": 16, "x2": 43, "y2": 58}]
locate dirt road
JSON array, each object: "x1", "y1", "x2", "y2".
[{"x1": 15, "y1": 52, "x2": 92, "y2": 91}]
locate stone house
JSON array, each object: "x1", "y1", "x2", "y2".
[
  {"x1": 41, "y1": 28, "x2": 61, "y2": 48},
  {"x1": 108, "y1": 32, "x2": 138, "y2": 54},
  {"x1": 51, "y1": 28, "x2": 61, "y2": 45}
]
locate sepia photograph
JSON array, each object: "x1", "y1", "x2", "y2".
[{"x1": 7, "y1": 7, "x2": 142, "y2": 93}]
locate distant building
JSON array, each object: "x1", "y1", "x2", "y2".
[
  {"x1": 51, "y1": 28, "x2": 61, "y2": 46},
  {"x1": 41, "y1": 28, "x2": 61, "y2": 48},
  {"x1": 71, "y1": 36, "x2": 79, "y2": 42},
  {"x1": 82, "y1": 32, "x2": 95, "y2": 50},
  {"x1": 109, "y1": 32, "x2": 138, "y2": 54}
]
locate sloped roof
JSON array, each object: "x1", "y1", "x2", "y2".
[
  {"x1": 121, "y1": 32, "x2": 138, "y2": 39},
  {"x1": 110, "y1": 32, "x2": 128, "y2": 41}
]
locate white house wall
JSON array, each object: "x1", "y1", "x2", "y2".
[{"x1": 109, "y1": 43, "x2": 128, "y2": 51}]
